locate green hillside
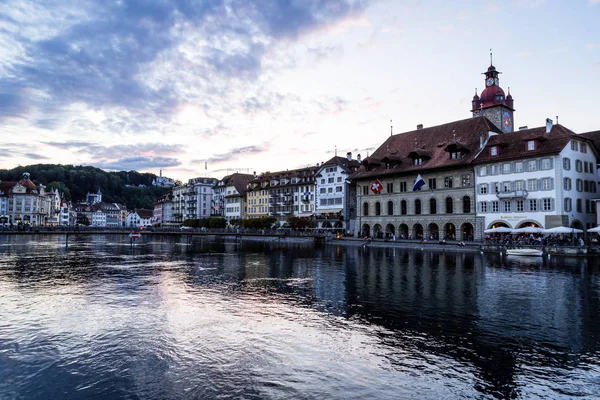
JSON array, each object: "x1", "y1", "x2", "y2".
[{"x1": 0, "y1": 164, "x2": 171, "y2": 210}]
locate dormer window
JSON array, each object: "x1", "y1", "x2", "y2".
[
  {"x1": 527, "y1": 140, "x2": 536, "y2": 151},
  {"x1": 490, "y1": 146, "x2": 499, "y2": 156},
  {"x1": 450, "y1": 151, "x2": 462, "y2": 159},
  {"x1": 414, "y1": 158, "x2": 423, "y2": 166}
]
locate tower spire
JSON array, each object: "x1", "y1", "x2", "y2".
[
  {"x1": 490, "y1": 48, "x2": 493, "y2": 66},
  {"x1": 390, "y1": 119, "x2": 393, "y2": 136}
]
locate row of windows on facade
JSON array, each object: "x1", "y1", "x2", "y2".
[
  {"x1": 477, "y1": 198, "x2": 596, "y2": 214},
  {"x1": 247, "y1": 194, "x2": 315, "y2": 205},
  {"x1": 320, "y1": 198, "x2": 344, "y2": 206},
  {"x1": 248, "y1": 204, "x2": 314, "y2": 214},
  {"x1": 479, "y1": 157, "x2": 596, "y2": 176},
  {"x1": 320, "y1": 186, "x2": 343, "y2": 194},
  {"x1": 320, "y1": 177, "x2": 344, "y2": 184},
  {"x1": 362, "y1": 197, "x2": 472, "y2": 216},
  {"x1": 361, "y1": 175, "x2": 472, "y2": 196},
  {"x1": 478, "y1": 178, "x2": 597, "y2": 194}
]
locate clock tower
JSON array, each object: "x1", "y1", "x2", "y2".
[{"x1": 471, "y1": 61, "x2": 514, "y2": 133}]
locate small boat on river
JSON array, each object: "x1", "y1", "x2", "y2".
[{"x1": 506, "y1": 248, "x2": 543, "y2": 257}]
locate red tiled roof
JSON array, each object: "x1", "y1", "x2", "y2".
[
  {"x1": 579, "y1": 130, "x2": 600, "y2": 154},
  {"x1": 473, "y1": 124, "x2": 577, "y2": 164},
  {"x1": 351, "y1": 116, "x2": 501, "y2": 179}
]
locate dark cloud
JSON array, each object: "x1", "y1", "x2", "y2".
[
  {"x1": 201, "y1": 144, "x2": 269, "y2": 164},
  {"x1": 24, "y1": 153, "x2": 50, "y2": 160},
  {"x1": 2, "y1": 0, "x2": 369, "y2": 125},
  {"x1": 42, "y1": 141, "x2": 183, "y2": 158},
  {"x1": 94, "y1": 156, "x2": 181, "y2": 171}
]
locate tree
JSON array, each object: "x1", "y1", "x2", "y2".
[
  {"x1": 46, "y1": 181, "x2": 71, "y2": 200},
  {"x1": 77, "y1": 213, "x2": 90, "y2": 226},
  {"x1": 287, "y1": 216, "x2": 315, "y2": 230}
]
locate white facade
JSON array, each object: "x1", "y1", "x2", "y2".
[
  {"x1": 125, "y1": 212, "x2": 153, "y2": 228},
  {"x1": 91, "y1": 210, "x2": 107, "y2": 227},
  {"x1": 476, "y1": 138, "x2": 597, "y2": 230},
  {"x1": 293, "y1": 183, "x2": 316, "y2": 217},
  {"x1": 185, "y1": 178, "x2": 217, "y2": 220},
  {"x1": 172, "y1": 185, "x2": 187, "y2": 223}
]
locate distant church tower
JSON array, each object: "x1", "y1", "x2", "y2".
[{"x1": 471, "y1": 55, "x2": 514, "y2": 133}]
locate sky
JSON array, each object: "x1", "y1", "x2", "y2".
[{"x1": 1, "y1": 0, "x2": 599, "y2": 182}]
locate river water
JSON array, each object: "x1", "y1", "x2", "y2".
[{"x1": 0, "y1": 234, "x2": 598, "y2": 399}]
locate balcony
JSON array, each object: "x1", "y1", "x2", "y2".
[{"x1": 496, "y1": 190, "x2": 528, "y2": 199}]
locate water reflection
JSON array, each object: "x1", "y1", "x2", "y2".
[{"x1": 0, "y1": 234, "x2": 598, "y2": 399}]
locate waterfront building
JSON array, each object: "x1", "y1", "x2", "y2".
[
  {"x1": 474, "y1": 120, "x2": 598, "y2": 231},
  {"x1": 0, "y1": 182, "x2": 11, "y2": 225},
  {"x1": 245, "y1": 178, "x2": 270, "y2": 220},
  {"x1": 153, "y1": 193, "x2": 173, "y2": 226},
  {"x1": 125, "y1": 209, "x2": 153, "y2": 228},
  {"x1": 171, "y1": 185, "x2": 187, "y2": 224},
  {"x1": 211, "y1": 176, "x2": 229, "y2": 217},
  {"x1": 223, "y1": 173, "x2": 254, "y2": 223},
  {"x1": 315, "y1": 153, "x2": 360, "y2": 233},
  {"x1": 185, "y1": 177, "x2": 218, "y2": 220},
  {"x1": 91, "y1": 207, "x2": 107, "y2": 227},
  {"x1": 351, "y1": 118, "x2": 491, "y2": 240},
  {"x1": 73, "y1": 203, "x2": 93, "y2": 225},
  {"x1": 5, "y1": 173, "x2": 49, "y2": 226},
  {"x1": 247, "y1": 166, "x2": 317, "y2": 226},
  {"x1": 97, "y1": 203, "x2": 125, "y2": 227}
]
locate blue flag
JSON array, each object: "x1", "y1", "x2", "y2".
[{"x1": 413, "y1": 174, "x2": 425, "y2": 191}]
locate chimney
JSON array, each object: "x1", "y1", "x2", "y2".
[
  {"x1": 417, "y1": 124, "x2": 424, "y2": 130},
  {"x1": 518, "y1": 126, "x2": 528, "y2": 131},
  {"x1": 545, "y1": 118, "x2": 553, "y2": 133},
  {"x1": 346, "y1": 152, "x2": 352, "y2": 161},
  {"x1": 357, "y1": 154, "x2": 362, "y2": 163}
]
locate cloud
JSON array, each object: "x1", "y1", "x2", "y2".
[
  {"x1": 586, "y1": 43, "x2": 596, "y2": 50},
  {"x1": 94, "y1": 156, "x2": 181, "y2": 171},
  {"x1": 0, "y1": 0, "x2": 370, "y2": 128},
  {"x1": 42, "y1": 141, "x2": 183, "y2": 158},
  {"x1": 590, "y1": 0, "x2": 600, "y2": 5},
  {"x1": 515, "y1": 50, "x2": 529, "y2": 57},
  {"x1": 203, "y1": 144, "x2": 270, "y2": 164}
]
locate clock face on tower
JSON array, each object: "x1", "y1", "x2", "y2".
[
  {"x1": 502, "y1": 111, "x2": 512, "y2": 132},
  {"x1": 486, "y1": 78, "x2": 494, "y2": 86}
]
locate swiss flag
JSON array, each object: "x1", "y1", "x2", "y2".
[{"x1": 371, "y1": 179, "x2": 383, "y2": 194}]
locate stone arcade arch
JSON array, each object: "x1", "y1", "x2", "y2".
[
  {"x1": 373, "y1": 223, "x2": 383, "y2": 239},
  {"x1": 362, "y1": 223, "x2": 371, "y2": 238},
  {"x1": 399, "y1": 223, "x2": 409, "y2": 238},
  {"x1": 386, "y1": 223, "x2": 395, "y2": 237},
  {"x1": 428, "y1": 223, "x2": 439, "y2": 240},
  {"x1": 413, "y1": 223, "x2": 424, "y2": 239},
  {"x1": 444, "y1": 222, "x2": 456, "y2": 240},
  {"x1": 461, "y1": 222, "x2": 474, "y2": 241}
]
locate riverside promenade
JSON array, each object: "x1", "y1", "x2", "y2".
[{"x1": 1, "y1": 226, "x2": 596, "y2": 256}]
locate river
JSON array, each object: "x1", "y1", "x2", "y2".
[{"x1": 0, "y1": 234, "x2": 598, "y2": 399}]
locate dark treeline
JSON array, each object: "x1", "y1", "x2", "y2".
[{"x1": 0, "y1": 164, "x2": 171, "y2": 210}]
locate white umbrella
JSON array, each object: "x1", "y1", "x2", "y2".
[
  {"x1": 484, "y1": 227, "x2": 513, "y2": 234},
  {"x1": 512, "y1": 226, "x2": 544, "y2": 234},
  {"x1": 543, "y1": 226, "x2": 583, "y2": 234},
  {"x1": 587, "y1": 226, "x2": 600, "y2": 233}
]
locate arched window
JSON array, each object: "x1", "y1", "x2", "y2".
[
  {"x1": 445, "y1": 197, "x2": 453, "y2": 214},
  {"x1": 363, "y1": 202, "x2": 369, "y2": 216},
  {"x1": 387, "y1": 201, "x2": 394, "y2": 215},
  {"x1": 463, "y1": 196, "x2": 471, "y2": 214},
  {"x1": 375, "y1": 202, "x2": 381, "y2": 215},
  {"x1": 415, "y1": 199, "x2": 422, "y2": 215},
  {"x1": 401, "y1": 200, "x2": 407, "y2": 215},
  {"x1": 429, "y1": 198, "x2": 437, "y2": 214}
]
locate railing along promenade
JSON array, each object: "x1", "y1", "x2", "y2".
[{"x1": 0, "y1": 226, "x2": 597, "y2": 255}]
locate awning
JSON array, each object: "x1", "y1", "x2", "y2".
[
  {"x1": 299, "y1": 212, "x2": 314, "y2": 217},
  {"x1": 317, "y1": 208, "x2": 342, "y2": 214}
]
